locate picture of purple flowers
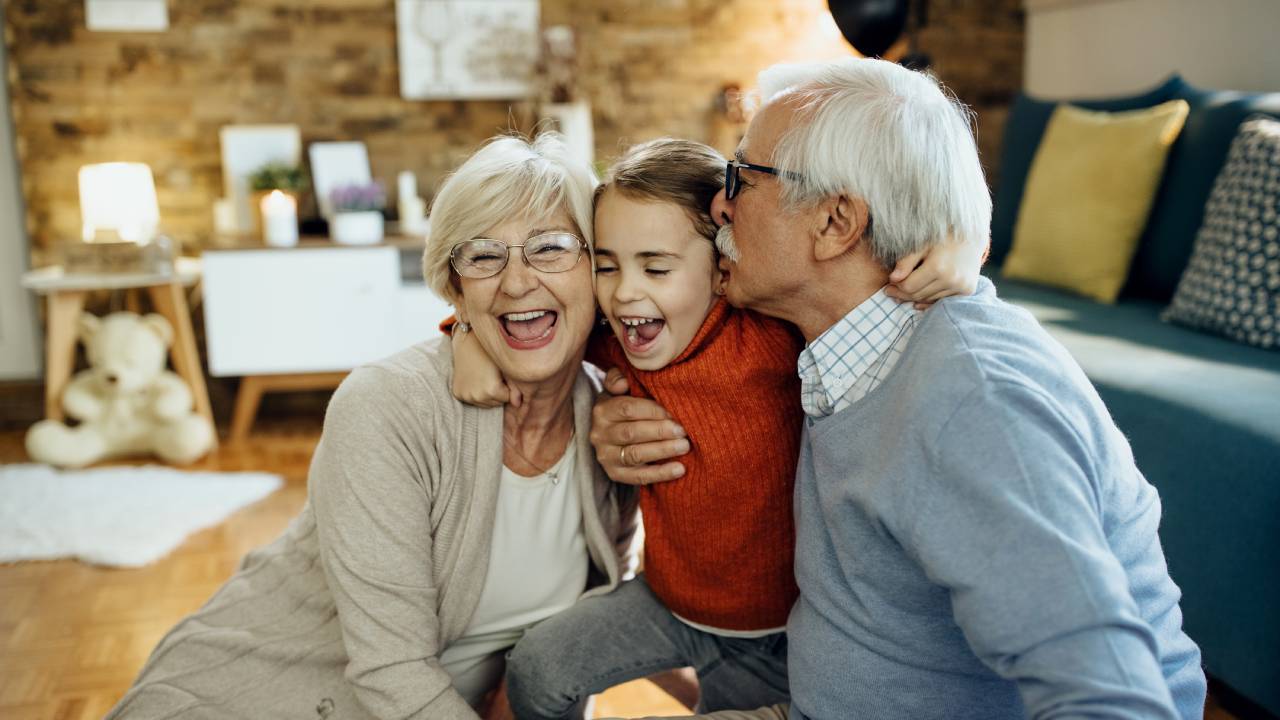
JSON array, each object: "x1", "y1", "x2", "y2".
[{"x1": 329, "y1": 182, "x2": 386, "y2": 213}]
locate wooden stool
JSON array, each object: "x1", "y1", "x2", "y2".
[{"x1": 21, "y1": 260, "x2": 215, "y2": 444}]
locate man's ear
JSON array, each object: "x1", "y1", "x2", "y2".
[{"x1": 812, "y1": 194, "x2": 870, "y2": 262}]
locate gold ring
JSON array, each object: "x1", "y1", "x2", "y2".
[{"x1": 619, "y1": 446, "x2": 628, "y2": 467}]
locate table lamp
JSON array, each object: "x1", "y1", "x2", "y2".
[
  {"x1": 79, "y1": 162, "x2": 160, "y2": 244},
  {"x1": 69, "y1": 162, "x2": 172, "y2": 274}
]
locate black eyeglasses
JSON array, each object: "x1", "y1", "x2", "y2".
[
  {"x1": 725, "y1": 159, "x2": 803, "y2": 200},
  {"x1": 450, "y1": 232, "x2": 586, "y2": 279}
]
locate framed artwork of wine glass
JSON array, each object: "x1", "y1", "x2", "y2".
[{"x1": 395, "y1": 0, "x2": 540, "y2": 100}]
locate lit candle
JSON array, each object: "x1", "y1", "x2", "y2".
[{"x1": 260, "y1": 190, "x2": 298, "y2": 247}]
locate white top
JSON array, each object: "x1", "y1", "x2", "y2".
[
  {"x1": 674, "y1": 612, "x2": 785, "y2": 639},
  {"x1": 439, "y1": 439, "x2": 590, "y2": 706}
]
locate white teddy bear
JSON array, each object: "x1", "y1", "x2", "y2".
[{"x1": 26, "y1": 311, "x2": 216, "y2": 468}]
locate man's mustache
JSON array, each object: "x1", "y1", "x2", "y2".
[{"x1": 715, "y1": 223, "x2": 740, "y2": 263}]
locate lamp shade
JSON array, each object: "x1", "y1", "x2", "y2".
[{"x1": 79, "y1": 162, "x2": 160, "y2": 243}]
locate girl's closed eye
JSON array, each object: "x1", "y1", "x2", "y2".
[
  {"x1": 645, "y1": 266, "x2": 671, "y2": 277},
  {"x1": 595, "y1": 261, "x2": 619, "y2": 275}
]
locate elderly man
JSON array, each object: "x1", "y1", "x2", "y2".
[{"x1": 592, "y1": 58, "x2": 1206, "y2": 720}]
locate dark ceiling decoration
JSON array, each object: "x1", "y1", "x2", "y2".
[
  {"x1": 827, "y1": 0, "x2": 909, "y2": 58},
  {"x1": 827, "y1": 0, "x2": 931, "y2": 70}
]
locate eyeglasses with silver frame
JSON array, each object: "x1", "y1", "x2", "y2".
[{"x1": 449, "y1": 231, "x2": 587, "y2": 279}]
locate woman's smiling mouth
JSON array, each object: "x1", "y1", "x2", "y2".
[{"x1": 500, "y1": 310, "x2": 558, "y2": 349}]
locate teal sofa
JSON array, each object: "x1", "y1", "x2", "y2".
[{"x1": 988, "y1": 76, "x2": 1280, "y2": 717}]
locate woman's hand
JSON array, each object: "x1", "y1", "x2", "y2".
[
  {"x1": 590, "y1": 369, "x2": 689, "y2": 486},
  {"x1": 885, "y1": 233, "x2": 987, "y2": 309},
  {"x1": 451, "y1": 328, "x2": 523, "y2": 408}
]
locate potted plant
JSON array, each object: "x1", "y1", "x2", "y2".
[
  {"x1": 329, "y1": 182, "x2": 386, "y2": 245},
  {"x1": 248, "y1": 162, "x2": 309, "y2": 237}
]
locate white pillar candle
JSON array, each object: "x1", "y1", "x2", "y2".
[
  {"x1": 400, "y1": 195, "x2": 428, "y2": 235},
  {"x1": 260, "y1": 190, "x2": 299, "y2": 247},
  {"x1": 397, "y1": 171, "x2": 417, "y2": 204}
]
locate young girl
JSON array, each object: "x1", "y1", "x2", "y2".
[{"x1": 449, "y1": 138, "x2": 981, "y2": 713}]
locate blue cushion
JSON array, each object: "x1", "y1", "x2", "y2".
[
  {"x1": 989, "y1": 76, "x2": 1185, "y2": 267},
  {"x1": 990, "y1": 272, "x2": 1280, "y2": 715}
]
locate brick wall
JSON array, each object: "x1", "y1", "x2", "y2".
[{"x1": 3, "y1": 0, "x2": 1022, "y2": 254}]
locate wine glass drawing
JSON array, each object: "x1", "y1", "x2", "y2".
[{"x1": 414, "y1": 0, "x2": 455, "y2": 88}]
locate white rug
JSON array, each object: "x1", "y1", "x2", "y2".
[{"x1": 0, "y1": 463, "x2": 283, "y2": 567}]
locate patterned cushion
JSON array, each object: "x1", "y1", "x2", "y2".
[{"x1": 1163, "y1": 116, "x2": 1280, "y2": 349}]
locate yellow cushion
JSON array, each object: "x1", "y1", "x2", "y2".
[{"x1": 1003, "y1": 100, "x2": 1189, "y2": 303}]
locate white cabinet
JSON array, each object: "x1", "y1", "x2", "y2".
[{"x1": 201, "y1": 244, "x2": 451, "y2": 377}]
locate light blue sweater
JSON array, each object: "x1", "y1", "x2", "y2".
[{"x1": 788, "y1": 279, "x2": 1205, "y2": 720}]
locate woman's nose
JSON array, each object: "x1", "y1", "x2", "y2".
[
  {"x1": 499, "y1": 250, "x2": 540, "y2": 297},
  {"x1": 710, "y1": 187, "x2": 734, "y2": 227}
]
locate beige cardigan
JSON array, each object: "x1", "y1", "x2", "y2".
[{"x1": 107, "y1": 339, "x2": 640, "y2": 720}]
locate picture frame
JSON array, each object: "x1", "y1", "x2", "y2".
[
  {"x1": 308, "y1": 142, "x2": 373, "y2": 220},
  {"x1": 395, "y1": 0, "x2": 540, "y2": 101}
]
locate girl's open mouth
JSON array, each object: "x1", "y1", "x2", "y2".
[
  {"x1": 619, "y1": 315, "x2": 665, "y2": 354},
  {"x1": 500, "y1": 310, "x2": 558, "y2": 349}
]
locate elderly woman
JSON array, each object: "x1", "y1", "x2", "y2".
[{"x1": 105, "y1": 133, "x2": 638, "y2": 720}]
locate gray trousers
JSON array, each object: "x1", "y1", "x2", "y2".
[{"x1": 505, "y1": 575, "x2": 790, "y2": 720}]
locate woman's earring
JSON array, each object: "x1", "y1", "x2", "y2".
[{"x1": 456, "y1": 321, "x2": 472, "y2": 334}]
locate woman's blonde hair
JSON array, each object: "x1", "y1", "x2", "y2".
[
  {"x1": 597, "y1": 138, "x2": 726, "y2": 242},
  {"x1": 423, "y1": 132, "x2": 598, "y2": 301}
]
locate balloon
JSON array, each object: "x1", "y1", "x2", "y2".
[{"x1": 827, "y1": 0, "x2": 909, "y2": 58}]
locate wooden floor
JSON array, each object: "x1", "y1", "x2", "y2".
[
  {"x1": 0, "y1": 420, "x2": 689, "y2": 719},
  {"x1": 0, "y1": 421, "x2": 1240, "y2": 719}
]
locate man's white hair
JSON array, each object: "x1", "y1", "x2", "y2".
[
  {"x1": 758, "y1": 58, "x2": 990, "y2": 268},
  {"x1": 423, "y1": 132, "x2": 598, "y2": 301}
]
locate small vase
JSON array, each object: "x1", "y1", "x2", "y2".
[{"x1": 331, "y1": 211, "x2": 384, "y2": 245}]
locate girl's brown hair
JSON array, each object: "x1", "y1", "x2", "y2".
[{"x1": 595, "y1": 138, "x2": 726, "y2": 242}]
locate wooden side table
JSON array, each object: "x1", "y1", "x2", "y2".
[{"x1": 20, "y1": 259, "x2": 215, "y2": 442}]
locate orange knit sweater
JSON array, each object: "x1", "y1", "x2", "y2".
[{"x1": 587, "y1": 299, "x2": 804, "y2": 631}]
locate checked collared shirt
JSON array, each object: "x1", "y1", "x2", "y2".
[{"x1": 797, "y1": 287, "x2": 920, "y2": 419}]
